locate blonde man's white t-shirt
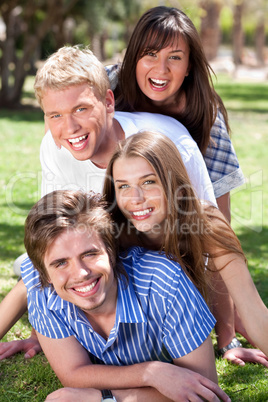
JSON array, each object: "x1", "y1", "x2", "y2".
[{"x1": 40, "y1": 111, "x2": 216, "y2": 206}]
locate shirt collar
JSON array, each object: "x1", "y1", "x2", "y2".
[{"x1": 45, "y1": 274, "x2": 147, "y2": 325}]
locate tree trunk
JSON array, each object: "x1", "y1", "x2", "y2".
[
  {"x1": 233, "y1": 1, "x2": 244, "y2": 66},
  {"x1": 255, "y1": 17, "x2": 265, "y2": 66},
  {"x1": 200, "y1": 0, "x2": 222, "y2": 61}
]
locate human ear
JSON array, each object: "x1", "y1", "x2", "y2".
[
  {"x1": 105, "y1": 89, "x2": 115, "y2": 113},
  {"x1": 185, "y1": 63, "x2": 191, "y2": 77}
]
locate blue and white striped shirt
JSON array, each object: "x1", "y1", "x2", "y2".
[{"x1": 21, "y1": 247, "x2": 215, "y2": 365}]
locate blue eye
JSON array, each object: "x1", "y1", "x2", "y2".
[
  {"x1": 143, "y1": 180, "x2": 155, "y2": 185},
  {"x1": 55, "y1": 260, "x2": 66, "y2": 268},
  {"x1": 118, "y1": 184, "x2": 130, "y2": 189}
]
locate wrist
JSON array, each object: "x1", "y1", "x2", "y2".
[
  {"x1": 218, "y1": 336, "x2": 242, "y2": 356},
  {"x1": 142, "y1": 361, "x2": 164, "y2": 388},
  {"x1": 101, "y1": 389, "x2": 117, "y2": 401}
]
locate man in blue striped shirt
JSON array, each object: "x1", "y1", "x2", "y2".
[{"x1": 22, "y1": 190, "x2": 230, "y2": 402}]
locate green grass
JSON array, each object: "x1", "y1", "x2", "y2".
[{"x1": 0, "y1": 74, "x2": 268, "y2": 400}]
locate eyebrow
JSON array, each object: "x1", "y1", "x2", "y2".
[
  {"x1": 48, "y1": 247, "x2": 101, "y2": 267},
  {"x1": 49, "y1": 257, "x2": 67, "y2": 267},
  {"x1": 169, "y1": 49, "x2": 185, "y2": 54},
  {"x1": 115, "y1": 173, "x2": 156, "y2": 183},
  {"x1": 45, "y1": 103, "x2": 89, "y2": 117}
]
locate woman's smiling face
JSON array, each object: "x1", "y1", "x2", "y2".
[
  {"x1": 113, "y1": 156, "x2": 167, "y2": 240},
  {"x1": 136, "y1": 38, "x2": 190, "y2": 107}
]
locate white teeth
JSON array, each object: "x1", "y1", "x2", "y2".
[
  {"x1": 68, "y1": 135, "x2": 87, "y2": 144},
  {"x1": 150, "y1": 79, "x2": 167, "y2": 87},
  {"x1": 132, "y1": 208, "x2": 153, "y2": 217},
  {"x1": 74, "y1": 280, "x2": 97, "y2": 293}
]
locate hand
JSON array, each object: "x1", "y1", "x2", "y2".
[
  {"x1": 148, "y1": 362, "x2": 230, "y2": 402},
  {"x1": 0, "y1": 336, "x2": 42, "y2": 360},
  {"x1": 45, "y1": 387, "x2": 101, "y2": 401},
  {"x1": 223, "y1": 347, "x2": 268, "y2": 367}
]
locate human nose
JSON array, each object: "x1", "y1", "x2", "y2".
[
  {"x1": 64, "y1": 115, "x2": 80, "y2": 135},
  {"x1": 72, "y1": 259, "x2": 91, "y2": 278},
  {"x1": 155, "y1": 55, "x2": 169, "y2": 73},
  {"x1": 129, "y1": 186, "x2": 145, "y2": 204}
]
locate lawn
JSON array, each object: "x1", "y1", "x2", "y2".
[{"x1": 0, "y1": 75, "x2": 268, "y2": 401}]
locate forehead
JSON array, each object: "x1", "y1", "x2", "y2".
[
  {"x1": 113, "y1": 156, "x2": 156, "y2": 180},
  {"x1": 42, "y1": 83, "x2": 99, "y2": 114},
  {"x1": 45, "y1": 227, "x2": 106, "y2": 260},
  {"x1": 142, "y1": 28, "x2": 188, "y2": 52}
]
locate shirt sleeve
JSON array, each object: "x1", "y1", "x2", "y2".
[
  {"x1": 204, "y1": 110, "x2": 245, "y2": 198},
  {"x1": 40, "y1": 131, "x2": 66, "y2": 197},
  {"x1": 162, "y1": 267, "x2": 216, "y2": 359},
  {"x1": 105, "y1": 64, "x2": 120, "y2": 91}
]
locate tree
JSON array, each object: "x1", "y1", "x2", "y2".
[
  {"x1": 199, "y1": 0, "x2": 222, "y2": 61},
  {"x1": 0, "y1": 0, "x2": 78, "y2": 108},
  {"x1": 255, "y1": 13, "x2": 265, "y2": 66},
  {"x1": 246, "y1": 0, "x2": 268, "y2": 66},
  {"x1": 232, "y1": 0, "x2": 244, "y2": 66}
]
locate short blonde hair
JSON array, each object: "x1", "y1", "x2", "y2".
[{"x1": 34, "y1": 45, "x2": 110, "y2": 108}]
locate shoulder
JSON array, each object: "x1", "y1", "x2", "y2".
[
  {"x1": 105, "y1": 63, "x2": 120, "y2": 91},
  {"x1": 115, "y1": 111, "x2": 200, "y2": 161},
  {"x1": 21, "y1": 256, "x2": 42, "y2": 292},
  {"x1": 210, "y1": 110, "x2": 231, "y2": 144},
  {"x1": 120, "y1": 247, "x2": 186, "y2": 295},
  {"x1": 115, "y1": 111, "x2": 189, "y2": 135}
]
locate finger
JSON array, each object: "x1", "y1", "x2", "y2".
[
  {"x1": 246, "y1": 356, "x2": 268, "y2": 367},
  {"x1": 0, "y1": 341, "x2": 16, "y2": 353},
  {"x1": 224, "y1": 353, "x2": 245, "y2": 366},
  {"x1": 0, "y1": 346, "x2": 21, "y2": 360},
  {"x1": 24, "y1": 348, "x2": 38, "y2": 359},
  {"x1": 24, "y1": 342, "x2": 42, "y2": 359},
  {"x1": 200, "y1": 379, "x2": 231, "y2": 402}
]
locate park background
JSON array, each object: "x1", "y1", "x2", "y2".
[{"x1": 0, "y1": 0, "x2": 268, "y2": 400}]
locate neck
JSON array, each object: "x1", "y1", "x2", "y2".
[
  {"x1": 149, "y1": 90, "x2": 186, "y2": 115},
  {"x1": 91, "y1": 118, "x2": 125, "y2": 169},
  {"x1": 83, "y1": 280, "x2": 118, "y2": 340},
  {"x1": 138, "y1": 231, "x2": 163, "y2": 250}
]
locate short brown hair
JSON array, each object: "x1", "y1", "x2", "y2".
[{"x1": 24, "y1": 190, "x2": 126, "y2": 287}]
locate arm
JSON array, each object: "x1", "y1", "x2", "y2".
[
  {"x1": 216, "y1": 192, "x2": 231, "y2": 223},
  {"x1": 0, "y1": 279, "x2": 27, "y2": 339},
  {"x1": 0, "y1": 279, "x2": 42, "y2": 360},
  {"x1": 37, "y1": 332, "x2": 230, "y2": 402},
  {"x1": 208, "y1": 209, "x2": 268, "y2": 363},
  {"x1": 215, "y1": 251, "x2": 268, "y2": 358}
]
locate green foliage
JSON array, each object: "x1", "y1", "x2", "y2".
[{"x1": 0, "y1": 74, "x2": 268, "y2": 400}]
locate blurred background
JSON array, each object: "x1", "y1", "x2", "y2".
[{"x1": 0, "y1": 0, "x2": 267, "y2": 109}]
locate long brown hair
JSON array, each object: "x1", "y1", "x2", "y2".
[
  {"x1": 103, "y1": 131, "x2": 245, "y2": 299},
  {"x1": 115, "y1": 6, "x2": 230, "y2": 154}
]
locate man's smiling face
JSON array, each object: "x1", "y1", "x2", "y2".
[
  {"x1": 44, "y1": 227, "x2": 117, "y2": 317},
  {"x1": 43, "y1": 83, "x2": 114, "y2": 162}
]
